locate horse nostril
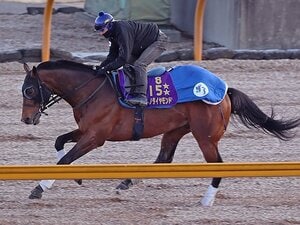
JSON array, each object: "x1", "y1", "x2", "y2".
[{"x1": 21, "y1": 117, "x2": 32, "y2": 124}]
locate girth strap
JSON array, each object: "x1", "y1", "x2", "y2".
[{"x1": 131, "y1": 106, "x2": 145, "y2": 141}]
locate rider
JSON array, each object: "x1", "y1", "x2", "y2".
[{"x1": 94, "y1": 11, "x2": 168, "y2": 106}]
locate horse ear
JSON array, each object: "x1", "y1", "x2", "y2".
[
  {"x1": 32, "y1": 66, "x2": 38, "y2": 77},
  {"x1": 23, "y1": 63, "x2": 30, "y2": 73}
]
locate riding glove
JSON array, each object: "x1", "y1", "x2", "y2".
[{"x1": 96, "y1": 67, "x2": 108, "y2": 76}]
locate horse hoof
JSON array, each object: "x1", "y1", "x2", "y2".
[
  {"x1": 74, "y1": 179, "x2": 82, "y2": 185},
  {"x1": 116, "y1": 179, "x2": 133, "y2": 190},
  {"x1": 29, "y1": 185, "x2": 43, "y2": 199},
  {"x1": 116, "y1": 183, "x2": 129, "y2": 190}
]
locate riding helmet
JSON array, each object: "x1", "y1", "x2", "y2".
[{"x1": 94, "y1": 11, "x2": 114, "y2": 31}]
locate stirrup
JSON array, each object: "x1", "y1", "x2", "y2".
[{"x1": 127, "y1": 94, "x2": 147, "y2": 106}]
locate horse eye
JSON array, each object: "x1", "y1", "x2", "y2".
[{"x1": 23, "y1": 87, "x2": 36, "y2": 99}]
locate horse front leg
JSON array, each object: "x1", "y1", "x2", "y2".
[
  {"x1": 29, "y1": 129, "x2": 83, "y2": 199},
  {"x1": 54, "y1": 130, "x2": 83, "y2": 185},
  {"x1": 116, "y1": 125, "x2": 190, "y2": 190}
]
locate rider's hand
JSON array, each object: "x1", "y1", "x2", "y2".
[{"x1": 96, "y1": 67, "x2": 108, "y2": 76}]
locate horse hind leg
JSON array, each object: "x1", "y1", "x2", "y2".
[
  {"x1": 192, "y1": 134, "x2": 224, "y2": 207},
  {"x1": 29, "y1": 129, "x2": 82, "y2": 199},
  {"x1": 200, "y1": 149, "x2": 223, "y2": 207},
  {"x1": 188, "y1": 103, "x2": 229, "y2": 207},
  {"x1": 116, "y1": 125, "x2": 190, "y2": 190}
]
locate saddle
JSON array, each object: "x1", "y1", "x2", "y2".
[{"x1": 108, "y1": 66, "x2": 178, "y2": 109}]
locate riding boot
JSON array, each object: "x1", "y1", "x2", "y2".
[{"x1": 127, "y1": 65, "x2": 148, "y2": 106}]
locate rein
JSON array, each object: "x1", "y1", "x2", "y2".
[
  {"x1": 73, "y1": 76, "x2": 108, "y2": 109},
  {"x1": 39, "y1": 73, "x2": 107, "y2": 113},
  {"x1": 42, "y1": 76, "x2": 96, "y2": 112}
]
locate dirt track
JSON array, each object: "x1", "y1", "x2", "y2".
[
  {"x1": 0, "y1": 59, "x2": 299, "y2": 225},
  {"x1": 0, "y1": 3, "x2": 300, "y2": 225}
]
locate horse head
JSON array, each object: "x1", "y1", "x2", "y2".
[{"x1": 21, "y1": 63, "x2": 52, "y2": 125}]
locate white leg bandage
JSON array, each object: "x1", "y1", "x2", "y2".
[
  {"x1": 39, "y1": 179, "x2": 55, "y2": 191},
  {"x1": 56, "y1": 149, "x2": 66, "y2": 161},
  {"x1": 39, "y1": 149, "x2": 67, "y2": 191},
  {"x1": 200, "y1": 184, "x2": 219, "y2": 207}
]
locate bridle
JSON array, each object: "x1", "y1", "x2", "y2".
[
  {"x1": 22, "y1": 70, "x2": 108, "y2": 115},
  {"x1": 22, "y1": 72, "x2": 53, "y2": 115}
]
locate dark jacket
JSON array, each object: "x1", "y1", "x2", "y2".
[{"x1": 100, "y1": 20, "x2": 160, "y2": 71}]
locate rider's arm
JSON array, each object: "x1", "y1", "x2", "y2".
[
  {"x1": 99, "y1": 40, "x2": 119, "y2": 68},
  {"x1": 101, "y1": 27, "x2": 133, "y2": 71}
]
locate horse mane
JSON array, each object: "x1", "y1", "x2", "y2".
[{"x1": 37, "y1": 60, "x2": 95, "y2": 74}]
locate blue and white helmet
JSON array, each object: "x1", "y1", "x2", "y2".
[{"x1": 94, "y1": 11, "x2": 113, "y2": 31}]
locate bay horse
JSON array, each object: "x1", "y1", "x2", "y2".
[{"x1": 21, "y1": 60, "x2": 299, "y2": 206}]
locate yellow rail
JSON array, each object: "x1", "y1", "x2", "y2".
[
  {"x1": 0, "y1": 162, "x2": 299, "y2": 180},
  {"x1": 42, "y1": 0, "x2": 54, "y2": 61},
  {"x1": 194, "y1": 0, "x2": 206, "y2": 61}
]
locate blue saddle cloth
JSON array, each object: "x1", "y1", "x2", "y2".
[
  {"x1": 114, "y1": 64, "x2": 228, "y2": 109},
  {"x1": 170, "y1": 65, "x2": 228, "y2": 105}
]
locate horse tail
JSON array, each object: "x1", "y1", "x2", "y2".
[{"x1": 227, "y1": 87, "x2": 300, "y2": 141}]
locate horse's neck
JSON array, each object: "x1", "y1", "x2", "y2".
[
  {"x1": 39, "y1": 69, "x2": 77, "y2": 95},
  {"x1": 41, "y1": 70, "x2": 88, "y2": 92},
  {"x1": 41, "y1": 69, "x2": 109, "y2": 108}
]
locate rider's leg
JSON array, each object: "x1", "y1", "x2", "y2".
[{"x1": 128, "y1": 31, "x2": 168, "y2": 106}]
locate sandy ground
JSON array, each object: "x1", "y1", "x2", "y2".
[
  {"x1": 0, "y1": 59, "x2": 299, "y2": 225},
  {"x1": 0, "y1": 2, "x2": 300, "y2": 225}
]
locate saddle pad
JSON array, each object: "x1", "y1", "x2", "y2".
[{"x1": 115, "y1": 64, "x2": 228, "y2": 109}]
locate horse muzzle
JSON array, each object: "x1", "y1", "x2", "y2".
[{"x1": 21, "y1": 112, "x2": 41, "y2": 125}]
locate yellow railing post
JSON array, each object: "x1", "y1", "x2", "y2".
[
  {"x1": 194, "y1": 0, "x2": 206, "y2": 61},
  {"x1": 42, "y1": 0, "x2": 54, "y2": 61}
]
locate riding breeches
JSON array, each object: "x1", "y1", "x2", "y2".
[{"x1": 131, "y1": 31, "x2": 168, "y2": 94}]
